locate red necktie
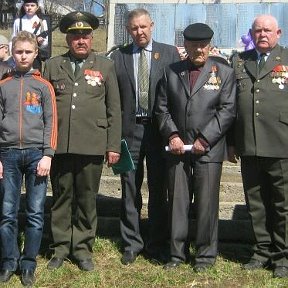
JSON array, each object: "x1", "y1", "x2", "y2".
[{"x1": 189, "y1": 68, "x2": 201, "y2": 91}]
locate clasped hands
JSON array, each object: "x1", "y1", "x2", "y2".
[{"x1": 168, "y1": 136, "x2": 207, "y2": 155}]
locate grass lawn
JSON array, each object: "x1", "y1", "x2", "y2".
[
  {"x1": 1, "y1": 27, "x2": 288, "y2": 287},
  {"x1": 1, "y1": 237, "x2": 288, "y2": 288}
]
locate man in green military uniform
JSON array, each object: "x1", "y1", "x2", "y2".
[
  {"x1": 229, "y1": 14, "x2": 288, "y2": 278},
  {"x1": 43, "y1": 11, "x2": 121, "y2": 271}
]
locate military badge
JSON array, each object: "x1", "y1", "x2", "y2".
[
  {"x1": 76, "y1": 22, "x2": 84, "y2": 28},
  {"x1": 76, "y1": 12, "x2": 84, "y2": 19},
  {"x1": 84, "y1": 70, "x2": 103, "y2": 86},
  {"x1": 236, "y1": 59, "x2": 245, "y2": 68},
  {"x1": 271, "y1": 65, "x2": 288, "y2": 90},
  {"x1": 204, "y1": 65, "x2": 221, "y2": 90},
  {"x1": 54, "y1": 82, "x2": 65, "y2": 91}
]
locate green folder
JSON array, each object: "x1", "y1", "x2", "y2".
[{"x1": 112, "y1": 139, "x2": 135, "y2": 175}]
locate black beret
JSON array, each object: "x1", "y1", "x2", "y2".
[
  {"x1": 183, "y1": 23, "x2": 214, "y2": 41},
  {"x1": 59, "y1": 11, "x2": 99, "y2": 34},
  {"x1": 23, "y1": 0, "x2": 38, "y2": 4}
]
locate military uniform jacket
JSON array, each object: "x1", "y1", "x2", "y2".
[
  {"x1": 155, "y1": 57, "x2": 236, "y2": 162},
  {"x1": 43, "y1": 52, "x2": 121, "y2": 155},
  {"x1": 231, "y1": 45, "x2": 288, "y2": 158}
]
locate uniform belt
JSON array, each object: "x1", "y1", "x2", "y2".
[{"x1": 135, "y1": 116, "x2": 152, "y2": 125}]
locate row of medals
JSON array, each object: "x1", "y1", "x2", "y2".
[
  {"x1": 271, "y1": 71, "x2": 288, "y2": 90},
  {"x1": 204, "y1": 71, "x2": 221, "y2": 90}
]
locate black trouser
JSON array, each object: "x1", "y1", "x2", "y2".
[
  {"x1": 167, "y1": 155, "x2": 222, "y2": 264},
  {"x1": 120, "y1": 122, "x2": 168, "y2": 254}
]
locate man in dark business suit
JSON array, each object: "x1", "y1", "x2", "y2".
[
  {"x1": 229, "y1": 15, "x2": 288, "y2": 278},
  {"x1": 155, "y1": 23, "x2": 236, "y2": 271},
  {"x1": 0, "y1": 62, "x2": 11, "y2": 80},
  {"x1": 111, "y1": 8, "x2": 180, "y2": 265},
  {"x1": 44, "y1": 11, "x2": 121, "y2": 271}
]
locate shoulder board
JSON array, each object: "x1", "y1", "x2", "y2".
[{"x1": 95, "y1": 53, "x2": 113, "y2": 62}]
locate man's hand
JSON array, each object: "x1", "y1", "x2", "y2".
[
  {"x1": 37, "y1": 36, "x2": 45, "y2": 45},
  {"x1": 37, "y1": 156, "x2": 52, "y2": 177},
  {"x1": 227, "y1": 146, "x2": 239, "y2": 163},
  {"x1": 169, "y1": 136, "x2": 185, "y2": 155},
  {"x1": 106, "y1": 152, "x2": 120, "y2": 166},
  {"x1": 193, "y1": 138, "x2": 208, "y2": 155}
]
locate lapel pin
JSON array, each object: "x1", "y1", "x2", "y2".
[{"x1": 154, "y1": 52, "x2": 160, "y2": 60}]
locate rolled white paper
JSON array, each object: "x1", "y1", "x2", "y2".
[{"x1": 165, "y1": 145, "x2": 193, "y2": 152}]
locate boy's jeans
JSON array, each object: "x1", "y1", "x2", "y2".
[{"x1": 0, "y1": 148, "x2": 47, "y2": 271}]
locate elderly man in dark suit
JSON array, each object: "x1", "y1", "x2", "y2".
[
  {"x1": 111, "y1": 8, "x2": 180, "y2": 265},
  {"x1": 155, "y1": 23, "x2": 236, "y2": 271},
  {"x1": 43, "y1": 11, "x2": 121, "y2": 271},
  {"x1": 229, "y1": 14, "x2": 288, "y2": 278}
]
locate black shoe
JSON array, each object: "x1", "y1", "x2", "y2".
[
  {"x1": 144, "y1": 250, "x2": 169, "y2": 265},
  {"x1": 243, "y1": 259, "x2": 267, "y2": 270},
  {"x1": 274, "y1": 266, "x2": 288, "y2": 278},
  {"x1": 194, "y1": 263, "x2": 213, "y2": 273},
  {"x1": 163, "y1": 259, "x2": 183, "y2": 270},
  {"x1": 47, "y1": 257, "x2": 64, "y2": 270},
  {"x1": 21, "y1": 270, "x2": 35, "y2": 287},
  {"x1": 0, "y1": 270, "x2": 14, "y2": 282},
  {"x1": 121, "y1": 251, "x2": 138, "y2": 265},
  {"x1": 78, "y1": 259, "x2": 94, "y2": 271}
]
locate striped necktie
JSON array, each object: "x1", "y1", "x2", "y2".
[{"x1": 138, "y1": 48, "x2": 149, "y2": 110}]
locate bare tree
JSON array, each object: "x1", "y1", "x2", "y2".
[{"x1": 44, "y1": 0, "x2": 83, "y2": 15}]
